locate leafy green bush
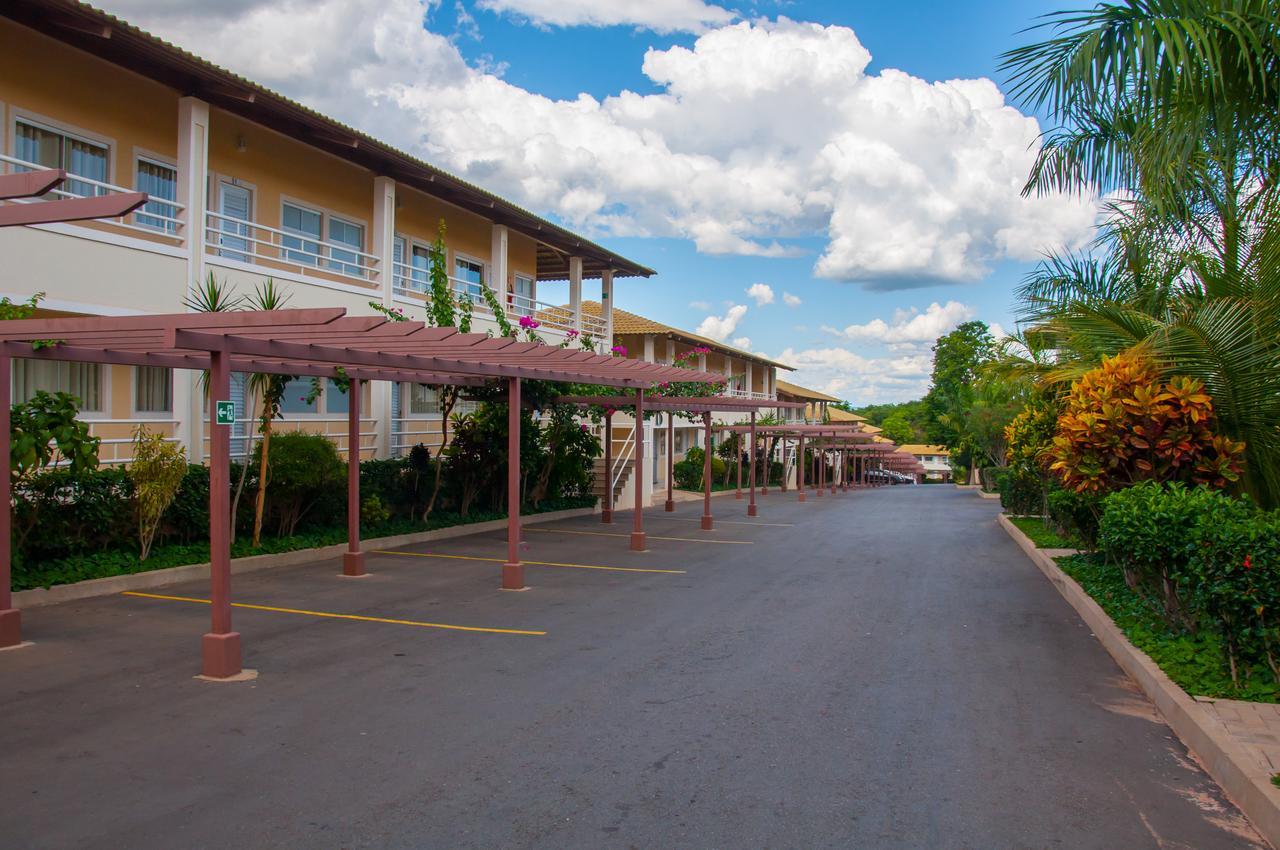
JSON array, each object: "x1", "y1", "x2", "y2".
[
  {"x1": 673, "y1": 459, "x2": 701, "y2": 490},
  {"x1": 1046, "y1": 487, "x2": 1102, "y2": 549},
  {"x1": 360, "y1": 494, "x2": 390, "y2": 527},
  {"x1": 13, "y1": 467, "x2": 133, "y2": 562},
  {"x1": 262, "y1": 432, "x2": 345, "y2": 536},
  {"x1": 1187, "y1": 513, "x2": 1280, "y2": 685},
  {"x1": 998, "y1": 469, "x2": 1042, "y2": 515}
]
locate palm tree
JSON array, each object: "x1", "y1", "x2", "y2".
[
  {"x1": 244, "y1": 279, "x2": 292, "y2": 547},
  {"x1": 1000, "y1": 1, "x2": 1280, "y2": 507}
]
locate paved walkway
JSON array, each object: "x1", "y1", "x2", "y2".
[
  {"x1": 1202, "y1": 697, "x2": 1280, "y2": 775},
  {"x1": 0, "y1": 485, "x2": 1267, "y2": 848}
]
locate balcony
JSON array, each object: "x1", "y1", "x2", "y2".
[
  {"x1": 205, "y1": 211, "x2": 380, "y2": 287},
  {"x1": 723, "y1": 387, "x2": 775, "y2": 400},
  {"x1": 0, "y1": 154, "x2": 185, "y2": 240}
]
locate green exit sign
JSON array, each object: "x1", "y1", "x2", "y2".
[{"x1": 215, "y1": 401, "x2": 235, "y2": 426}]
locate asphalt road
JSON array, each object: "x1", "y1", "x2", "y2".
[{"x1": 0, "y1": 485, "x2": 1266, "y2": 849}]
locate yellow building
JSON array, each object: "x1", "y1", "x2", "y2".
[
  {"x1": 899, "y1": 444, "x2": 952, "y2": 481},
  {"x1": 1, "y1": 1, "x2": 651, "y2": 463},
  {"x1": 774, "y1": 380, "x2": 841, "y2": 424}
]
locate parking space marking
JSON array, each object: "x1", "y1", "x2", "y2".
[
  {"x1": 121, "y1": 591, "x2": 545, "y2": 636},
  {"x1": 523, "y1": 528, "x2": 753, "y2": 545},
  {"x1": 655, "y1": 517, "x2": 794, "y2": 528},
  {"x1": 373, "y1": 550, "x2": 687, "y2": 574}
]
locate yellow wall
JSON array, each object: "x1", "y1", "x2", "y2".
[
  {"x1": 0, "y1": 19, "x2": 179, "y2": 246},
  {"x1": 395, "y1": 182, "x2": 492, "y2": 272}
]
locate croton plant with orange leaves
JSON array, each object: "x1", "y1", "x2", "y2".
[{"x1": 1048, "y1": 350, "x2": 1245, "y2": 494}]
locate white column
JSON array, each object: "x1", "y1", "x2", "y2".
[
  {"x1": 373, "y1": 176, "x2": 396, "y2": 308},
  {"x1": 746, "y1": 361, "x2": 754, "y2": 398},
  {"x1": 665, "y1": 338, "x2": 675, "y2": 365},
  {"x1": 600, "y1": 268, "x2": 614, "y2": 354},
  {"x1": 177, "y1": 96, "x2": 210, "y2": 463},
  {"x1": 569, "y1": 256, "x2": 583, "y2": 333},
  {"x1": 697, "y1": 351, "x2": 707, "y2": 371},
  {"x1": 643, "y1": 335, "x2": 655, "y2": 362},
  {"x1": 371, "y1": 177, "x2": 396, "y2": 458},
  {"x1": 491, "y1": 224, "x2": 510, "y2": 305}
]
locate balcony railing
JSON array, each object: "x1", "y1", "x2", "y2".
[
  {"x1": 0, "y1": 154, "x2": 185, "y2": 239},
  {"x1": 206, "y1": 211, "x2": 380, "y2": 285},
  {"x1": 392, "y1": 263, "x2": 607, "y2": 341},
  {"x1": 723, "y1": 388, "x2": 775, "y2": 400}
]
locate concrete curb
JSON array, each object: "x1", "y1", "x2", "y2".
[
  {"x1": 14, "y1": 506, "x2": 597, "y2": 609},
  {"x1": 977, "y1": 490, "x2": 1000, "y2": 500},
  {"x1": 954, "y1": 484, "x2": 981, "y2": 490},
  {"x1": 997, "y1": 512, "x2": 1280, "y2": 848}
]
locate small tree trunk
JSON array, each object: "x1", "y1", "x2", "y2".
[
  {"x1": 230, "y1": 390, "x2": 258, "y2": 544},
  {"x1": 251, "y1": 418, "x2": 274, "y2": 548},
  {"x1": 423, "y1": 391, "x2": 455, "y2": 522}
]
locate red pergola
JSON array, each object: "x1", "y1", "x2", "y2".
[
  {"x1": 721, "y1": 424, "x2": 878, "y2": 500},
  {"x1": 555, "y1": 395, "x2": 805, "y2": 532},
  {"x1": 0, "y1": 309, "x2": 721, "y2": 678}
]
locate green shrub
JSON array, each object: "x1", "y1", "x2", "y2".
[
  {"x1": 13, "y1": 467, "x2": 133, "y2": 562},
  {"x1": 673, "y1": 459, "x2": 701, "y2": 490},
  {"x1": 263, "y1": 432, "x2": 345, "y2": 536},
  {"x1": 1187, "y1": 513, "x2": 1280, "y2": 685},
  {"x1": 1100, "y1": 482, "x2": 1255, "y2": 626},
  {"x1": 360, "y1": 494, "x2": 391, "y2": 527},
  {"x1": 1046, "y1": 487, "x2": 1102, "y2": 548},
  {"x1": 128, "y1": 427, "x2": 188, "y2": 561},
  {"x1": 998, "y1": 469, "x2": 1042, "y2": 515}
]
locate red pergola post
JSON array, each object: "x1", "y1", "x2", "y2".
[
  {"x1": 841, "y1": 446, "x2": 849, "y2": 492},
  {"x1": 664, "y1": 413, "x2": 675, "y2": 512},
  {"x1": 747, "y1": 411, "x2": 758, "y2": 518},
  {"x1": 700, "y1": 411, "x2": 714, "y2": 530},
  {"x1": 601, "y1": 409, "x2": 613, "y2": 524},
  {"x1": 342, "y1": 378, "x2": 366, "y2": 577},
  {"x1": 202, "y1": 349, "x2": 241, "y2": 679},
  {"x1": 502, "y1": 377, "x2": 525, "y2": 590},
  {"x1": 630, "y1": 388, "x2": 647, "y2": 551},
  {"x1": 797, "y1": 434, "x2": 806, "y2": 502},
  {"x1": 0, "y1": 352, "x2": 20, "y2": 649},
  {"x1": 760, "y1": 432, "x2": 769, "y2": 496}
]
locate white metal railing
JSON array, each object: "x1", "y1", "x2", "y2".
[
  {"x1": 724, "y1": 387, "x2": 774, "y2": 400},
  {"x1": 609, "y1": 425, "x2": 636, "y2": 505},
  {"x1": 0, "y1": 154, "x2": 185, "y2": 238},
  {"x1": 206, "y1": 210, "x2": 379, "y2": 285},
  {"x1": 210, "y1": 417, "x2": 374, "y2": 460}
]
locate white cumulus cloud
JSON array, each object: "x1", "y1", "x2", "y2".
[
  {"x1": 732, "y1": 336, "x2": 752, "y2": 350},
  {"x1": 774, "y1": 345, "x2": 934, "y2": 403},
  {"x1": 746, "y1": 283, "x2": 775, "y2": 306},
  {"x1": 697, "y1": 304, "x2": 748, "y2": 341},
  {"x1": 99, "y1": 3, "x2": 1098, "y2": 287},
  {"x1": 783, "y1": 292, "x2": 802, "y2": 307},
  {"x1": 830, "y1": 300, "x2": 975, "y2": 344},
  {"x1": 477, "y1": 0, "x2": 734, "y2": 33}
]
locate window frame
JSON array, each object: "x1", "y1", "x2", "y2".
[
  {"x1": 393, "y1": 233, "x2": 434, "y2": 293},
  {"x1": 12, "y1": 358, "x2": 109, "y2": 417},
  {"x1": 279, "y1": 194, "x2": 370, "y2": 275},
  {"x1": 450, "y1": 250, "x2": 487, "y2": 306}
]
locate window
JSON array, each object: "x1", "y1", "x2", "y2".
[
  {"x1": 328, "y1": 216, "x2": 364, "y2": 276},
  {"x1": 408, "y1": 383, "x2": 439, "y2": 416},
  {"x1": 511, "y1": 273, "x2": 535, "y2": 316},
  {"x1": 278, "y1": 376, "x2": 318, "y2": 415},
  {"x1": 281, "y1": 201, "x2": 322, "y2": 266},
  {"x1": 323, "y1": 378, "x2": 349, "y2": 415},
  {"x1": 135, "y1": 159, "x2": 178, "y2": 233},
  {"x1": 15, "y1": 120, "x2": 108, "y2": 198},
  {"x1": 393, "y1": 238, "x2": 432, "y2": 291},
  {"x1": 14, "y1": 360, "x2": 102, "y2": 412},
  {"x1": 134, "y1": 366, "x2": 172, "y2": 414},
  {"x1": 454, "y1": 256, "x2": 485, "y2": 305}
]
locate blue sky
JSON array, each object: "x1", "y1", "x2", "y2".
[{"x1": 110, "y1": 0, "x2": 1093, "y2": 402}]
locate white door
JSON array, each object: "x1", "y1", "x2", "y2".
[{"x1": 217, "y1": 182, "x2": 252, "y2": 261}]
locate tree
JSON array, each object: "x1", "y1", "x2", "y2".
[
  {"x1": 1000, "y1": 0, "x2": 1280, "y2": 507},
  {"x1": 923, "y1": 320, "x2": 995, "y2": 447},
  {"x1": 244, "y1": 279, "x2": 293, "y2": 547},
  {"x1": 879, "y1": 415, "x2": 914, "y2": 445},
  {"x1": 10, "y1": 391, "x2": 99, "y2": 483},
  {"x1": 128, "y1": 425, "x2": 187, "y2": 561}
]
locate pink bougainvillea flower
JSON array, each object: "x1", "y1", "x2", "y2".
[
  {"x1": 566, "y1": 329, "x2": 579, "y2": 337},
  {"x1": 1245, "y1": 555, "x2": 1253, "y2": 570},
  {"x1": 518, "y1": 315, "x2": 540, "y2": 329},
  {"x1": 611, "y1": 345, "x2": 628, "y2": 356},
  {"x1": 580, "y1": 423, "x2": 589, "y2": 432}
]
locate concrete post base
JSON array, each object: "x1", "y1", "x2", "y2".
[
  {"x1": 342, "y1": 551, "x2": 367, "y2": 577},
  {"x1": 501, "y1": 563, "x2": 525, "y2": 590},
  {"x1": 630, "y1": 532, "x2": 647, "y2": 552},
  {"x1": 747, "y1": 504, "x2": 758, "y2": 517},
  {"x1": 664, "y1": 500, "x2": 674, "y2": 512},
  {"x1": 201, "y1": 631, "x2": 242, "y2": 679},
  {"x1": 701, "y1": 515, "x2": 713, "y2": 530},
  {"x1": 0, "y1": 608, "x2": 21, "y2": 648},
  {"x1": 601, "y1": 509, "x2": 613, "y2": 524},
  {"x1": 798, "y1": 492, "x2": 806, "y2": 502}
]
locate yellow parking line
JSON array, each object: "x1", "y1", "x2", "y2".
[
  {"x1": 121, "y1": 591, "x2": 545, "y2": 636},
  {"x1": 656, "y1": 517, "x2": 793, "y2": 528},
  {"x1": 523, "y1": 527, "x2": 752, "y2": 545},
  {"x1": 373, "y1": 550, "x2": 686, "y2": 574}
]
